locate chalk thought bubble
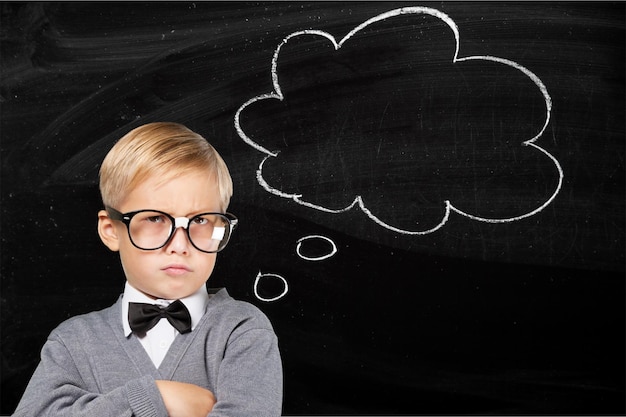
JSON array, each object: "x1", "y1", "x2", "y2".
[
  {"x1": 254, "y1": 271, "x2": 289, "y2": 302},
  {"x1": 253, "y1": 235, "x2": 337, "y2": 302},
  {"x1": 235, "y1": 6, "x2": 563, "y2": 234},
  {"x1": 296, "y1": 235, "x2": 338, "y2": 261}
]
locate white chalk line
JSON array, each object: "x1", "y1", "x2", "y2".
[
  {"x1": 296, "y1": 235, "x2": 338, "y2": 261},
  {"x1": 253, "y1": 271, "x2": 289, "y2": 302},
  {"x1": 234, "y1": 6, "x2": 564, "y2": 234}
]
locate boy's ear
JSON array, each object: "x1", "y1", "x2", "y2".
[{"x1": 98, "y1": 210, "x2": 120, "y2": 252}]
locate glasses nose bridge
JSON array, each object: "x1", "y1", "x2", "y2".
[{"x1": 173, "y1": 216, "x2": 191, "y2": 230}]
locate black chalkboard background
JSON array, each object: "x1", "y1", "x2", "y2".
[{"x1": 1, "y1": 2, "x2": 624, "y2": 415}]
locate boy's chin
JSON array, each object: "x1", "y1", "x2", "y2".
[{"x1": 151, "y1": 283, "x2": 206, "y2": 300}]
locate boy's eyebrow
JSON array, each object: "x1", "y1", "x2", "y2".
[
  {"x1": 170, "y1": 208, "x2": 226, "y2": 217},
  {"x1": 113, "y1": 207, "x2": 226, "y2": 217},
  {"x1": 186, "y1": 211, "x2": 226, "y2": 217}
]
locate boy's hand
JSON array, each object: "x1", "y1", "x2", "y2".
[{"x1": 156, "y1": 380, "x2": 216, "y2": 417}]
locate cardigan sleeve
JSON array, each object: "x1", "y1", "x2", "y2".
[
  {"x1": 12, "y1": 333, "x2": 168, "y2": 417},
  {"x1": 208, "y1": 314, "x2": 283, "y2": 417}
]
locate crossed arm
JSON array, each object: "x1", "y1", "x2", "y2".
[
  {"x1": 12, "y1": 341, "x2": 204, "y2": 417},
  {"x1": 12, "y1": 328, "x2": 282, "y2": 417}
]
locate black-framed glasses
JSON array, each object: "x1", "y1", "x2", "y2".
[{"x1": 106, "y1": 207, "x2": 238, "y2": 253}]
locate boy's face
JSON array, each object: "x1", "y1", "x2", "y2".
[{"x1": 98, "y1": 169, "x2": 222, "y2": 300}]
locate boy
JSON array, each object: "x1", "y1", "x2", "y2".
[{"x1": 12, "y1": 122, "x2": 283, "y2": 417}]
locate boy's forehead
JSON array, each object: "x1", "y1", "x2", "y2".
[
  {"x1": 147, "y1": 166, "x2": 215, "y2": 186},
  {"x1": 121, "y1": 168, "x2": 221, "y2": 211}
]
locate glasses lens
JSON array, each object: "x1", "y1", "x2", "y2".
[
  {"x1": 188, "y1": 214, "x2": 232, "y2": 253},
  {"x1": 128, "y1": 211, "x2": 173, "y2": 250}
]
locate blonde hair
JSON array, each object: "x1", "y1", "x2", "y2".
[{"x1": 99, "y1": 122, "x2": 233, "y2": 211}]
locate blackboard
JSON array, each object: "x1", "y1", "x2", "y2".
[{"x1": 1, "y1": 2, "x2": 624, "y2": 414}]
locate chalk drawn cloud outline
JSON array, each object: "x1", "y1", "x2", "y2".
[{"x1": 234, "y1": 6, "x2": 564, "y2": 235}]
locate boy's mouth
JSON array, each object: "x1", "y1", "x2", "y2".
[{"x1": 162, "y1": 264, "x2": 192, "y2": 276}]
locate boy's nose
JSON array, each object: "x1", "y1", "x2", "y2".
[{"x1": 166, "y1": 226, "x2": 190, "y2": 254}]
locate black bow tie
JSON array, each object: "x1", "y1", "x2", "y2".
[{"x1": 128, "y1": 300, "x2": 192, "y2": 335}]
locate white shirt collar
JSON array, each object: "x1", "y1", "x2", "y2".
[{"x1": 121, "y1": 281, "x2": 210, "y2": 337}]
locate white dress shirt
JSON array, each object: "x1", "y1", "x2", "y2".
[{"x1": 121, "y1": 281, "x2": 210, "y2": 367}]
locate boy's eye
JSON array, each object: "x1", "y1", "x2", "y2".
[
  {"x1": 146, "y1": 215, "x2": 167, "y2": 223},
  {"x1": 192, "y1": 217, "x2": 210, "y2": 225}
]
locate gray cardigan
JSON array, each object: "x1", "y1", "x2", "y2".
[{"x1": 12, "y1": 288, "x2": 283, "y2": 417}]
